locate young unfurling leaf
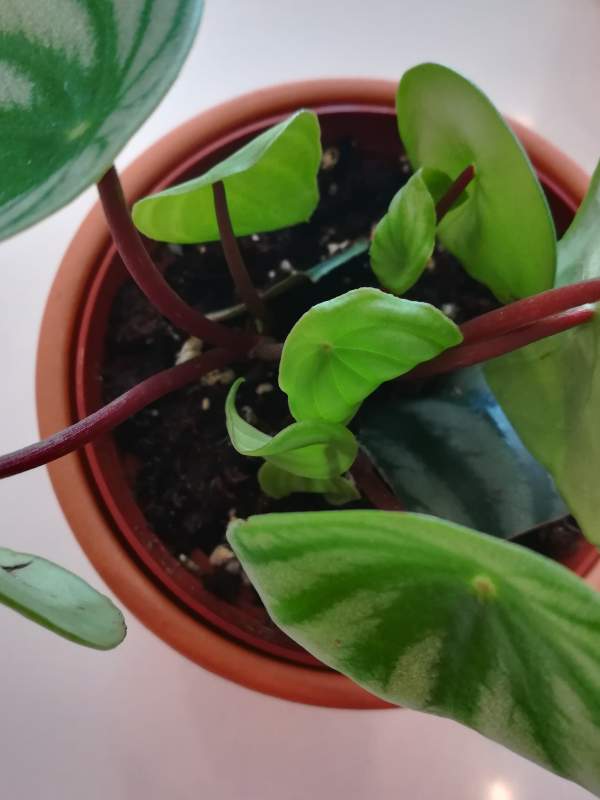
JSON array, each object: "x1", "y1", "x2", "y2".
[
  {"x1": 279, "y1": 288, "x2": 462, "y2": 424},
  {"x1": 0, "y1": 547, "x2": 126, "y2": 649},
  {"x1": 225, "y1": 379, "x2": 357, "y2": 479},
  {"x1": 133, "y1": 110, "x2": 321, "y2": 243},
  {"x1": 370, "y1": 169, "x2": 437, "y2": 294},
  {"x1": 228, "y1": 510, "x2": 600, "y2": 797},
  {"x1": 257, "y1": 462, "x2": 359, "y2": 505},
  {"x1": 397, "y1": 63, "x2": 556, "y2": 302}
]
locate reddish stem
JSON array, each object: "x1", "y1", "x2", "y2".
[
  {"x1": 436, "y1": 165, "x2": 476, "y2": 222},
  {"x1": 97, "y1": 167, "x2": 253, "y2": 353},
  {"x1": 407, "y1": 306, "x2": 594, "y2": 380},
  {"x1": 461, "y1": 278, "x2": 600, "y2": 344},
  {"x1": 0, "y1": 349, "x2": 233, "y2": 479},
  {"x1": 212, "y1": 181, "x2": 268, "y2": 327},
  {"x1": 351, "y1": 450, "x2": 404, "y2": 511}
]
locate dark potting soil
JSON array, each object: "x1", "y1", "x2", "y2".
[{"x1": 102, "y1": 137, "x2": 581, "y2": 613}]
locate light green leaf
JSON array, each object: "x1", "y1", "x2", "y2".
[
  {"x1": 228, "y1": 510, "x2": 600, "y2": 796},
  {"x1": 133, "y1": 110, "x2": 322, "y2": 243},
  {"x1": 258, "y1": 462, "x2": 359, "y2": 506},
  {"x1": 279, "y1": 287, "x2": 462, "y2": 424},
  {"x1": 0, "y1": 0, "x2": 204, "y2": 240},
  {"x1": 486, "y1": 162, "x2": 600, "y2": 547},
  {"x1": 370, "y1": 169, "x2": 437, "y2": 294},
  {"x1": 225, "y1": 378, "x2": 357, "y2": 479},
  {"x1": 358, "y1": 367, "x2": 567, "y2": 539},
  {"x1": 0, "y1": 546, "x2": 126, "y2": 649},
  {"x1": 397, "y1": 63, "x2": 556, "y2": 302}
]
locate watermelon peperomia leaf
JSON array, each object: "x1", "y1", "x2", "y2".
[
  {"x1": 486, "y1": 160, "x2": 600, "y2": 547},
  {"x1": 225, "y1": 378, "x2": 357, "y2": 479},
  {"x1": 357, "y1": 367, "x2": 567, "y2": 539},
  {"x1": 0, "y1": 0, "x2": 205, "y2": 240},
  {"x1": 228, "y1": 510, "x2": 600, "y2": 796},
  {"x1": 370, "y1": 169, "x2": 437, "y2": 295},
  {"x1": 133, "y1": 110, "x2": 322, "y2": 243},
  {"x1": 279, "y1": 287, "x2": 462, "y2": 424},
  {"x1": 258, "y1": 462, "x2": 359, "y2": 505},
  {"x1": 397, "y1": 63, "x2": 556, "y2": 303},
  {"x1": 0, "y1": 546, "x2": 126, "y2": 649}
]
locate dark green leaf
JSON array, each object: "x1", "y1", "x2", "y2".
[
  {"x1": 358, "y1": 368, "x2": 567, "y2": 539},
  {"x1": 258, "y1": 462, "x2": 359, "y2": 505},
  {"x1": 370, "y1": 169, "x2": 436, "y2": 294},
  {"x1": 0, "y1": 547, "x2": 126, "y2": 649},
  {"x1": 228, "y1": 510, "x2": 600, "y2": 796},
  {"x1": 0, "y1": 0, "x2": 204, "y2": 240},
  {"x1": 397, "y1": 63, "x2": 556, "y2": 302},
  {"x1": 133, "y1": 110, "x2": 321, "y2": 243},
  {"x1": 279, "y1": 287, "x2": 462, "y2": 424},
  {"x1": 225, "y1": 378, "x2": 357, "y2": 479}
]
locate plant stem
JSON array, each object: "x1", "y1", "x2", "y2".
[
  {"x1": 461, "y1": 278, "x2": 600, "y2": 344},
  {"x1": 351, "y1": 450, "x2": 404, "y2": 511},
  {"x1": 436, "y1": 165, "x2": 476, "y2": 222},
  {"x1": 97, "y1": 167, "x2": 253, "y2": 353},
  {"x1": 0, "y1": 349, "x2": 233, "y2": 480},
  {"x1": 212, "y1": 181, "x2": 269, "y2": 328},
  {"x1": 407, "y1": 305, "x2": 594, "y2": 380}
]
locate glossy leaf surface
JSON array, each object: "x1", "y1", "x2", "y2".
[
  {"x1": 358, "y1": 368, "x2": 567, "y2": 539},
  {"x1": 0, "y1": 547, "x2": 126, "y2": 649},
  {"x1": 133, "y1": 110, "x2": 321, "y2": 243},
  {"x1": 486, "y1": 161, "x2": 600, "y2": 546},
  {"x1": 279, "y1": 288, "x2": 462, "y2": 424},
  {"x1": 0, "y1": 0, "x2": 204, "y2": 240},
  {"x1": 225, "y1": 379, "x2": 357, "y2": 479},
  {"x1": 370, "y1": 169, "x2": 436, "y2": 294},
  {"x1": 258, "y1": 462, "x2": 359, "y2": 505},
  {"x1": 397, "y1": 63, "x2": 556, "y2": 302},
  {"x1": 228, "y1": 510, "x2": 600, "y2": 796}
]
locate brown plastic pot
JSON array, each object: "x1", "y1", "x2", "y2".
[{"x1": 37, "y1": 79, "x2": 599, "y2": 709}]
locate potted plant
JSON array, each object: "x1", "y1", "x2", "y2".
[{"x1": 4, "y1": 3, "x2": 600, "y2": 796}]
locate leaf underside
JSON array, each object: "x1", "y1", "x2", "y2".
[
  {"x1": 258, "y1": 462, "x2": 359, "y2": 505},
  {"x1": 228, "y1": 510, "x2": 600, "y2": 796},
  {"x1": 0, "y1": 0, "x2": 204, "y2": 240},
  {"x1": 133, "y1": 110, "x2": 322, "y2": 243},
  {"x1": 0, "y1": 547, "x2": 126, "y2": 649}
]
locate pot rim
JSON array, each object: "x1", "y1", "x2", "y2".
[{"x1": 36, "y1": 77, "x2": 594, "y2": 709}]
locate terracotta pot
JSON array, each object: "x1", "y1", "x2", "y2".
[{"x1": 37, "y1": 79, "x2": 599, "y2": 709}]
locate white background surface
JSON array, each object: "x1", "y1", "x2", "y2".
[{"x1": 1, "y1": 1, "x2": 600, "y2": 798}]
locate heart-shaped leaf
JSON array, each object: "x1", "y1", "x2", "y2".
[
  {"x1": 225, "y1": 378, "x2": 357, "y2": 479},
  {"x1": 486, "y1": 161, "x2": 600, "y2": 546},
  {"x1": 358, "y1": 367, "x2": 567, "y2": 539},
  {"x1": 397, "y1": 63, "x2": 556, "y2": 302},
  {"x1": 370, "y1": 169, "x2": 437, "y2": 294},
  {"x1": 228, "y1": 510, "x2": 600, "y2": 796},
  {"x1": 279, "y1": 287, "x2": 462, "y2": 424},
  {"x1": 133, "y1": 110, "x2": 321, "y2": 243},
  {"x1": 258, "y1": 462, "x2": 359, "y2": 505},
  {"x1": 0, "y1": 547, "x2": 126, "y2": 649},
  {"x1": 0, "y1": 0, "x2": 204, "y2": 240}
]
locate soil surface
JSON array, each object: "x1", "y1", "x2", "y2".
[{"x1": 102, "y1": 137, "x2": 581, "y2": 612}]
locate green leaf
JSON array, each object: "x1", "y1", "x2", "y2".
[
  {"x1": 0, "y1": 547, "x2": 126, "y2": 649},
  {"x1": 225, "y1": 378, "x2": 357, "y2": 479},
  {"x1": 133, "y1": 110, "x2": 322, "y2": 243},
  {"x1": 258, "y1": 462, "x2": 359, "y2": 506},
  {"x1": 486, "y1": 162, "x2": 600, "y2": 547},
  {"x1": 0, "y1": 0, "x2": 204, "y2": 241},
  {"x1": 556, "y1": 159, "x2": 600, "y2": 287},
  {"x1": 397, "y1": 63, "x2": 556, "y2": 302},
  {"x1": 358, "y1": 368, "x2": 567, "y2": 539},
  {"x1": 306, "y1": 239, "x2": 370, "y2": 283},
  {"x1": 279, "y1": 287, "x2": 462, "y2": 424},
  {"x1": 228, "y1": 510, "x2": 600, "y2": 796},
  {"x1": 370, "y1": 169, "x2": 437, "y2": 294}
]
